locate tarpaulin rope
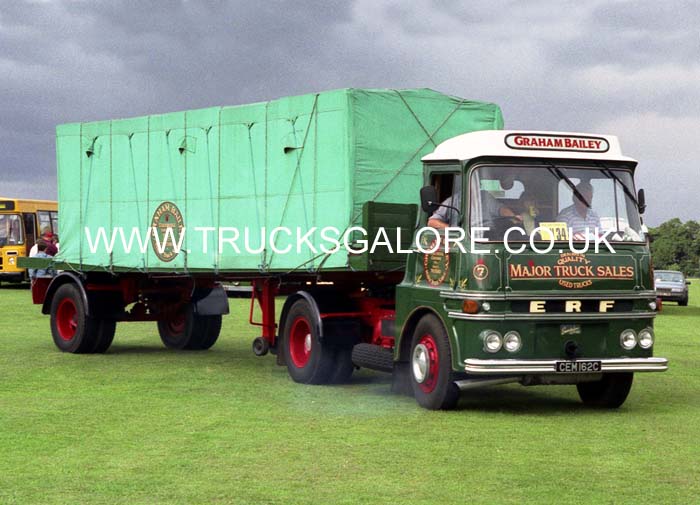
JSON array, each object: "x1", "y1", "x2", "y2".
[
  {"x1": 247, "y1": 124, "x2": 263, "y2": 234},
  {"x1": 349, "y1": 96, "x2": 466, "y2": 225},
  {"x1": 394, "y1": 89, "x2": 438, "y2": 148},
  {"x1": 216, "y1": 108, "x2": 222, "y2": 274},
  {"x1": 267, "y1": 93, "x2": 320, "y2": 268},
  {"x1": 314, "y1": 96, "x2": 466, "y2": 273}
]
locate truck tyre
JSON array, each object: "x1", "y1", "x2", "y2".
[
  {"x1": 158, "y1": 305, "x2": 221, "y2": 350},
  {"x1": 410, "y1": 314, "x2": 459, "y2": 410},
  {"x1": 90, "y1": 320, "x2": 116, "y2": 353},
  {"x1": 679, "y1": 297, "x2": 688, "y2": 306},
  {"x1": 50, "y1": 283, "x2": 102, "y2": 353},
  {"x1": 282, "y1": 299, "x2": 335, "y2": 384},
  {"x1": 576, "y1": 372, "x2": 634, "y2": 408},
  {"x1": 193, "y1": 314, "x2": 222, "y2": 350},
  {"x1": 329, "y1": 347, "x2": 355, "y2": 384}
]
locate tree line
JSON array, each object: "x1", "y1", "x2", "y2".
[{"x1": 649, "y1": 219, "x2": 700, "y2": 276}]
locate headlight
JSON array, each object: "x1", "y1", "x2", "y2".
[
  {"x1": 620, "y1": 329, "x2": 637, "y2": 350},
  {"x1": 503, "y1": 331, "x2": 522, "y2": 353},
  {"x1": 481, "y1": 330, "x2": 502, "y2": 353},
  {"x1": 638, "y1": 328, "x2": 654, "y2": 349},
  {"x1": 481, "y1": 301, "x2": 491, "y2": 312}
]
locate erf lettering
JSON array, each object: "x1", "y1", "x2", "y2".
[{"x1": 529, "y1": 300, "x2": 616, "y2": 313}]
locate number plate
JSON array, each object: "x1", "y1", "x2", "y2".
[{"x1": 555, "y1": 360, "x2": 601, "y2": 373}]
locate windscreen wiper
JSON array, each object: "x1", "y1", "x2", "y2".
[
  {"x1": 546, "y1": 165, "x2": 591, "y2": 208},
  {"x1": 600, "y1": 165, "x2": 639, "y2": 207}
]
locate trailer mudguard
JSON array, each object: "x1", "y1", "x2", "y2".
[
  {"x1": 192, "y1": 285, "x2": 230, "y2": 316},
  {"x1": 41, "y1": 272, "x2": 88, "y2": 315}
]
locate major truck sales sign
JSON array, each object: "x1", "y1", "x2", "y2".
[{"x1": 508, "y1": 252, "x2": 636, "y2": 289}]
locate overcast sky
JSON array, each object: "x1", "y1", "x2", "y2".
[{"x1": 1, "y1": 0, "x2": 698, "y2": 226}]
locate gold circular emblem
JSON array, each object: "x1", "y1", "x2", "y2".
[
  {"x1": 473, "y1": 263, "x2": 489, "y2": 281},
  {"x1": 150, "y1": 201, "x2": 184, "y2": 262}
]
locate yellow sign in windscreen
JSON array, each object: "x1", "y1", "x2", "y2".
[{"x1": 539, "y1": 222, "x2": 569, "y2": 241}]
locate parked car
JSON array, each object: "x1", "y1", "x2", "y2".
[{"x1": 654, "y1": 270, "x2": 690, "y2": 306}]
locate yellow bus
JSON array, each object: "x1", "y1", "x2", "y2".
[{"x1": 0, "y1": 198, "x2": 58, "y2": 283}]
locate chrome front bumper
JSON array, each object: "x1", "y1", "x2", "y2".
[{"x1": 464, "y1": 357, "x2": 668, "y2": 374}]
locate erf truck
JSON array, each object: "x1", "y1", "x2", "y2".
[{"x1": 22, "y1": 88, "x2": 667, "y2": 410}]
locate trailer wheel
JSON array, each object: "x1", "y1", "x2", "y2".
[
  {"x1": 50, "y1": 283, "x2": 107, "y2": 353},
  {"x1": 409, "y1": 314, "x2": 459, "y2": 410},
  {"x1": 91, "y1": 319, "x2": 116, "y2": 353},
  {"x1": 282, "y1": 299, "x2": 335, "y2": 384},
  {"x1": 329, "y1": 347, "x2": 355, "y2": 384},
  {"x1": 158, "y1": 305, "x2": 221, "y2": 350},
  {"x1": 577, "y1": 373, "x2": 634, "y2": 408},
  {"x1": 193, "y1": 314, "x2": 222, "y2": 350}
]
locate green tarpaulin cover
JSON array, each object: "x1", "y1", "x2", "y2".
[{"x1": 55, "y1": 88, "x2": 503, "y2": 273}]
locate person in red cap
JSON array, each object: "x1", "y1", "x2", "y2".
[{"x1": 30, "y1": 231, "x2": 55, "y2": 257}]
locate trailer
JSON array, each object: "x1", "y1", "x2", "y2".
[{"x1": 23, "y1": 88, "x2": 667, "y2": 409}]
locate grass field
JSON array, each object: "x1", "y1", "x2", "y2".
[{"x1": 1, "y1": 283, "x2": 699, "y2": 504}]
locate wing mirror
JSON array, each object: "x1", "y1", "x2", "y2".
[
  {"x1": 420, "y1": 186, "x2": 440, "y2": 214},
  {"x1": 637, "y1": 188, "x2": 646, "y2": 214}
]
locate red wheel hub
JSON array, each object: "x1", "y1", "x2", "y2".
[
  {"x1": 167, "y1": 312, "x2": 186, "y2": 335},
  {"x1": 56, "y1": 297, "x2": 78, "y2": 341},
  {"x1": 412, "y1": 334, "x2": 439, "y2": 393},
  {"x1": 289, "y1": 316, "x2": 312, "y2": 368}
]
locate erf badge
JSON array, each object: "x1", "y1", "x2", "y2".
[
  {"x1": 473, "y1": 260, "x2": 489, "y2": 281},
  {"x1": 151, "y1": 201, "x2": 184, "y2": 262}
]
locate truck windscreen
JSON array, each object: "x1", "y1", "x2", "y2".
[{"x1": 468, "y1": 164, "x2": 645, "y2": 242}]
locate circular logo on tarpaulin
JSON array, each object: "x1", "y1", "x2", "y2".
[
  {"x1": 423, "y1": 240, "x2": 450, "y2": 286},
  {"x1": 473, "y1": 260, "x2": 489, "y2": 281},
  {"x1": 151, "y1": 201, "x2": 184, "y2": 262}
]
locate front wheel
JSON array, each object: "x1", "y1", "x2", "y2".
[
  {"x1": 576, "y1": 373, "x2": 634, "y2": 408},
  {"x1": 409, "y1": 314, "x2": 459, "y2": 410}
]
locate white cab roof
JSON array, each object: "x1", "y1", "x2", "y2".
[{"x1": 422, "y1": 130, "x2": 636, "y2": 163}]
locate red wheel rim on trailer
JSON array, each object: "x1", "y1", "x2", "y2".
[
  {"x1": 56, "y1": 297, "x2": 78, "y2": 341},
  {"x1": 167, "y1": 312, "x2": 186, "y2": 335},
  {"x1": 289, "y1": 316, "x2": 312, "y2": 368}
]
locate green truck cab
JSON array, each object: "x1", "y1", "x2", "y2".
[
  {"x1": 21, "y1": 89, "x2": 666, "y2": 410},
  {"x1": 393, "y1": 131, "x2": 667, "y2": 408}
]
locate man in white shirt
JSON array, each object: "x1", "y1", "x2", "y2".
[{"x1": 556, "y1": 181, "x2": 601, "y2": 237}]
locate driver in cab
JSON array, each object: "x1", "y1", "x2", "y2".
[{"x1": 428, "y1": 176, "x2": 522, "y2": 230}]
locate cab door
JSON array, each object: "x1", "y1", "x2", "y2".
[{"x1": 412, "y1": 167, "x2": 463, "y2": 293}]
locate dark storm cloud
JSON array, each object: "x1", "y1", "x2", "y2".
[
  {"x1": 1, "y1": 0, "x2": 352, "y2": 187},
  {"x1": 1, "y1": 0, "x2": 698, "y2": 225}
]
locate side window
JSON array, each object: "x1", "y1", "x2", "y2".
[
  {"x1": 23, "y1": 213, "x2": 36, "y2": 247},
  {"x1": 427, "y1": 172, "x2": 461, "y2": 227},
  {"x1": 38, "y1": 211, "x2": 51, "y2": 236},
  {"x1": 50, "y1": 211, "x2": 59, "y2": 235}
]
